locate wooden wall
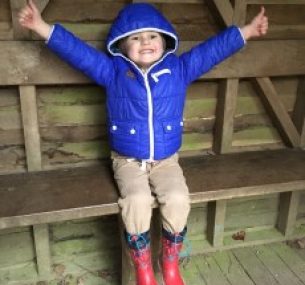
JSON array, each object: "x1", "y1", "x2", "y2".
[{"x1": 0, "y1": 0, "x2": 305, "y2": 284}]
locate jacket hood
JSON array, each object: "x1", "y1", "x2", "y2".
[{"x1": 106, "y1": 3, "x2": 178, "y2": 56}]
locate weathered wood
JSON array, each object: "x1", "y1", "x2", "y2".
[
  {"x1": 19, "y1": 86, "x2": 42, "y2": 171},
  {"x1": 269, "y1": 242, "x2": 305, "y2": 281},
  {"x1": 213, "y1": 250, "x2": 255, "y2": 285},
  {"x1": 207, "y1": 200, "x2": 227, "y2": 247},
  {"x1": 233, "y1": 0, "x2": 247, "y2": 26},
  {"x1": 252, "y1": 244, "x2": 304, "y2": 285},
  {"x1": 205, "y1": 0, "x2": 234, "y2": 27},
  {"x1": 1, "y1": 149, "x2": 305, "y2": 230},
  {"x1": 36, "y1": 0, "x2": 49, "y2": 13},
  {"x1": 293, "y1": 78, "x2": 305, "y2": 147},
  {"x1": 1, "y1": 40, "x2": 305, "y2": 85},
  {"x1": 9, "y1": 0, "x2": 31, "y2": 39},
  {"x1": 247, "y1": 0, "x2": 305, "y2": 4},
  {"x1": 233, "y1": 247, "x2": 279, "y2": 285},
  {"x1": 264, "y1": 25, "x2": 305, "y2": 40},
  {"x1": 213, "y1": 79, "x2": 239, "y2": 154},
  {"x1": 33, "y1": 224, "x2": 52, "y2": 278},
  {"x1": 254, "y1": 78, "x2": 300, "y2": 147},
  {"x1": 277, "y1": 191, "x2": 300, "y2": 237}
]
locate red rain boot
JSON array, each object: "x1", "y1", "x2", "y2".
[
  {"x1": 161, "y1": 235, "x2": 185, "y2": 285},
  {"x1": 127, "y1": 233, "x2": 158, "y2": 285}
]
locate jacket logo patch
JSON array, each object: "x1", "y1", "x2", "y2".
[{"x1": 126, "y1": 70, "x2": 136, "y2": 79}]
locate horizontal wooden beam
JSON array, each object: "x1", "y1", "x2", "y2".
[
  {"x1": 247, "y1": 0, "x2": 305, "y2": 4},
  {"x1": 1, "y1": 39, "x2": 305, "y2": 85}
]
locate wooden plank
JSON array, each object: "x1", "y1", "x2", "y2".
[
  {"x1": 20, "y1": 85, "x2": 52, "y2": 279},
  {"x1": 205, "y1": 0, "x2": 234, "y2": 27},
  {"x1": 247, "y1": 0, "x2": 305, "y2": 4},
  {"x1": 9, "y1": 0, "x2": 31, "y2": 39},
  {"x1": 252, "y1": 244, "x2": 304, "y2": 285},
  {"x1": 254, "y1": 77, "x2": 300, "y2": 147},
  {"x1": 233, "y1": 0, "x2": 247, "y2": 26},
  {"x1": 33, "y1": 224, "x2": 52, "y2": 278},
  {"x1": 36, "y1": 0, "x2": 49, "y2": 13},
  {"x1": 264, "y1": 25, "x2": 305, "y2": 40},
  {"x1": 293, "y1": 78, "x2": 305, "y2": 147},
  {"x1": 233, "y1": 247, "x2": 279, "y2": 285},
  {"x1": 195, "y1": 254, "x2": 231, "y2": 285},
  {"x1": 1, "y1": 40, "x2": 305, "y2": 86},
  {"x1": 269, "y1": 243, "x2": 305, "y2": 282},
  {"x1": 277, "y1": 191, "x2": 300, "y2": 237},
  {"x1": 213, "y1": 250, "x2": 255, "y2": 285},
  {"x1": 207, "y1": 200, "x2": 227, "y2": 247},
  {"x1": 19, "y1": 86, "x2": 42, "y2": 171},
  {"x1": 213, "y1": 79, "x2": 239, "y2": 154}
]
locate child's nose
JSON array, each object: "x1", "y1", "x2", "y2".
[{"x1": 141, "y1": 37, "x2": 150, "y2": 45}]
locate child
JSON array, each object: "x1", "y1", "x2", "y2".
[{"x1": 19, "y1": 2, "x2": 268, "y2": 285}]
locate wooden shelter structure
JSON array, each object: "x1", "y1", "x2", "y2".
[{"x1": 0, "y1": 0, "x2": 305, "y2": 284}]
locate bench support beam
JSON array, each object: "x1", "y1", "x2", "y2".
[
  {"x1": 207, "y1": 200, "x2": 227, "y2": 247},
  {"x1": 213, "y1": 79, "x2": 239, "y2": 154},
  {"x1": 33, "y1": 224, "x2": 52, "y2": 278},
  {"x1": 277, "y1": 191, "x2": 300, "y2": 237}
]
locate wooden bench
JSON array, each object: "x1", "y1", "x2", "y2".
[{"x1": 1, "y1": 148, "x2": 305, "y2": 284}]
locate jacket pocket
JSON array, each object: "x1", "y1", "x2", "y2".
[
  {"x1": 162, "y1": 119, "x2": 184, "y2": 136},
  {"x1": 109, "y1": 121, "x2": 140, "y2": 156}
]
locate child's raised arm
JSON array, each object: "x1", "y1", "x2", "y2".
[
  {"x1": 240, "y1": 7, "x2": 268, "y2": 40},
  {"x1": 18, "y1": 0, "x2": 51, "y2": 39}
]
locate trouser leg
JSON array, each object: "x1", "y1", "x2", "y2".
[
  {"x1": 150, "y1": 153, "x2": 190, "y2": 233},
  {"x1": 112, "y1": 152, "x2": 154, "y2": 234}
]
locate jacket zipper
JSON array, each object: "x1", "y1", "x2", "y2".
[{"x1": 143, "y1": 73, "x2": 154, "y2": 161}]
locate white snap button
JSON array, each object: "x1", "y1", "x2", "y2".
[
  {"x1": 180, "y1": 121, "x2": 184, "y2": 126},
  {"x1": 130, "y1": 128, "x2": 136, "y2": 135},
  {"x1": 166, "y1": 125, "x2": 172, "y2": 131},
  {"x1": 112, "y1": 125, "x2": 117, "y2": 131}
]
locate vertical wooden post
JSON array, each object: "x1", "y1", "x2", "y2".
[
  {"x1": 33, "y1": 224, "x2": 52, "y2": 278},
  {"x1": 19, "y1": 85, "x2": 52, "y2": 278},
  {"x1": 10, "y1": 0, "x2": 31, "y2": 39},
  {"x1": 233, "y1": 0, "x2": 247, "y2": 26},
  {"x1": 207, "y1": 200, "x2": 227, "y2": 247},
  {"x1": 19, "y1": 86, "x2": 42, "y2": 171},
  {"x1": 277, "y1": 192, "x2": 300, "y2": 237},
  {"x1": 213, "y1": 79, "x2": 239, "y2": 154}
]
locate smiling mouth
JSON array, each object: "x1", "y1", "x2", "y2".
[{"x1": 140, "y1": 49, "x2": 154, "y2": 54}]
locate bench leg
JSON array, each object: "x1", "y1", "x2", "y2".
[
  {"x1": 33, "y1": 224, "x2": 52, "y2": 279},
  {"x1": 207, "y1": 200, "x2": 227, "y2": 247},
  {"x1": 277, "y1": 191, "x2": 300, "y2": 237}
]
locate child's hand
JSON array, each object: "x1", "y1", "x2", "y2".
[
  {"x1": 18, "y1": 0, "x2": 51, "y2": 39},
  {"x1": 241, "y1": 7, "x2": 268, "y2": 40}
]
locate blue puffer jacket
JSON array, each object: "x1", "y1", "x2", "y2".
[{"x1": 47, "y1": 3, "x2": 245, "y2": 160}]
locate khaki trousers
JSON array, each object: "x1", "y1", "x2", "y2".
[{"x1": 111, "y1": 152, "x2": 190, "y2": 235}]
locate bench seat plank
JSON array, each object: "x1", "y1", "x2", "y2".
[
  {"x1": 0, "y1": 149, "x2": 304, "y2": 230},
  {"x1": 0, "y1": 163, "x2": 119, "y2": 229},
  {"x1": 184, "y1": 149, "x2": 305, "y2": 202}
]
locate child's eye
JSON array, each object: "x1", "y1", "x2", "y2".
[
  {"x1": 150, "y1": 35, "x2": 157, "y2": 39},
  {"x1": 131, "y1": 36, "x2": 139, "y2": 41}
]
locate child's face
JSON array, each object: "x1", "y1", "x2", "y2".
[{"x1": 123, "y1": 31, "x2": 165, "y2": 70}]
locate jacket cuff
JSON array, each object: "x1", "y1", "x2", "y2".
[
  {"x1": 45, "y1": 24, "x2": 55, "y2": 44},
  {"x1": 238, "y1": 27, "x2": 247, "y2": 44}
]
